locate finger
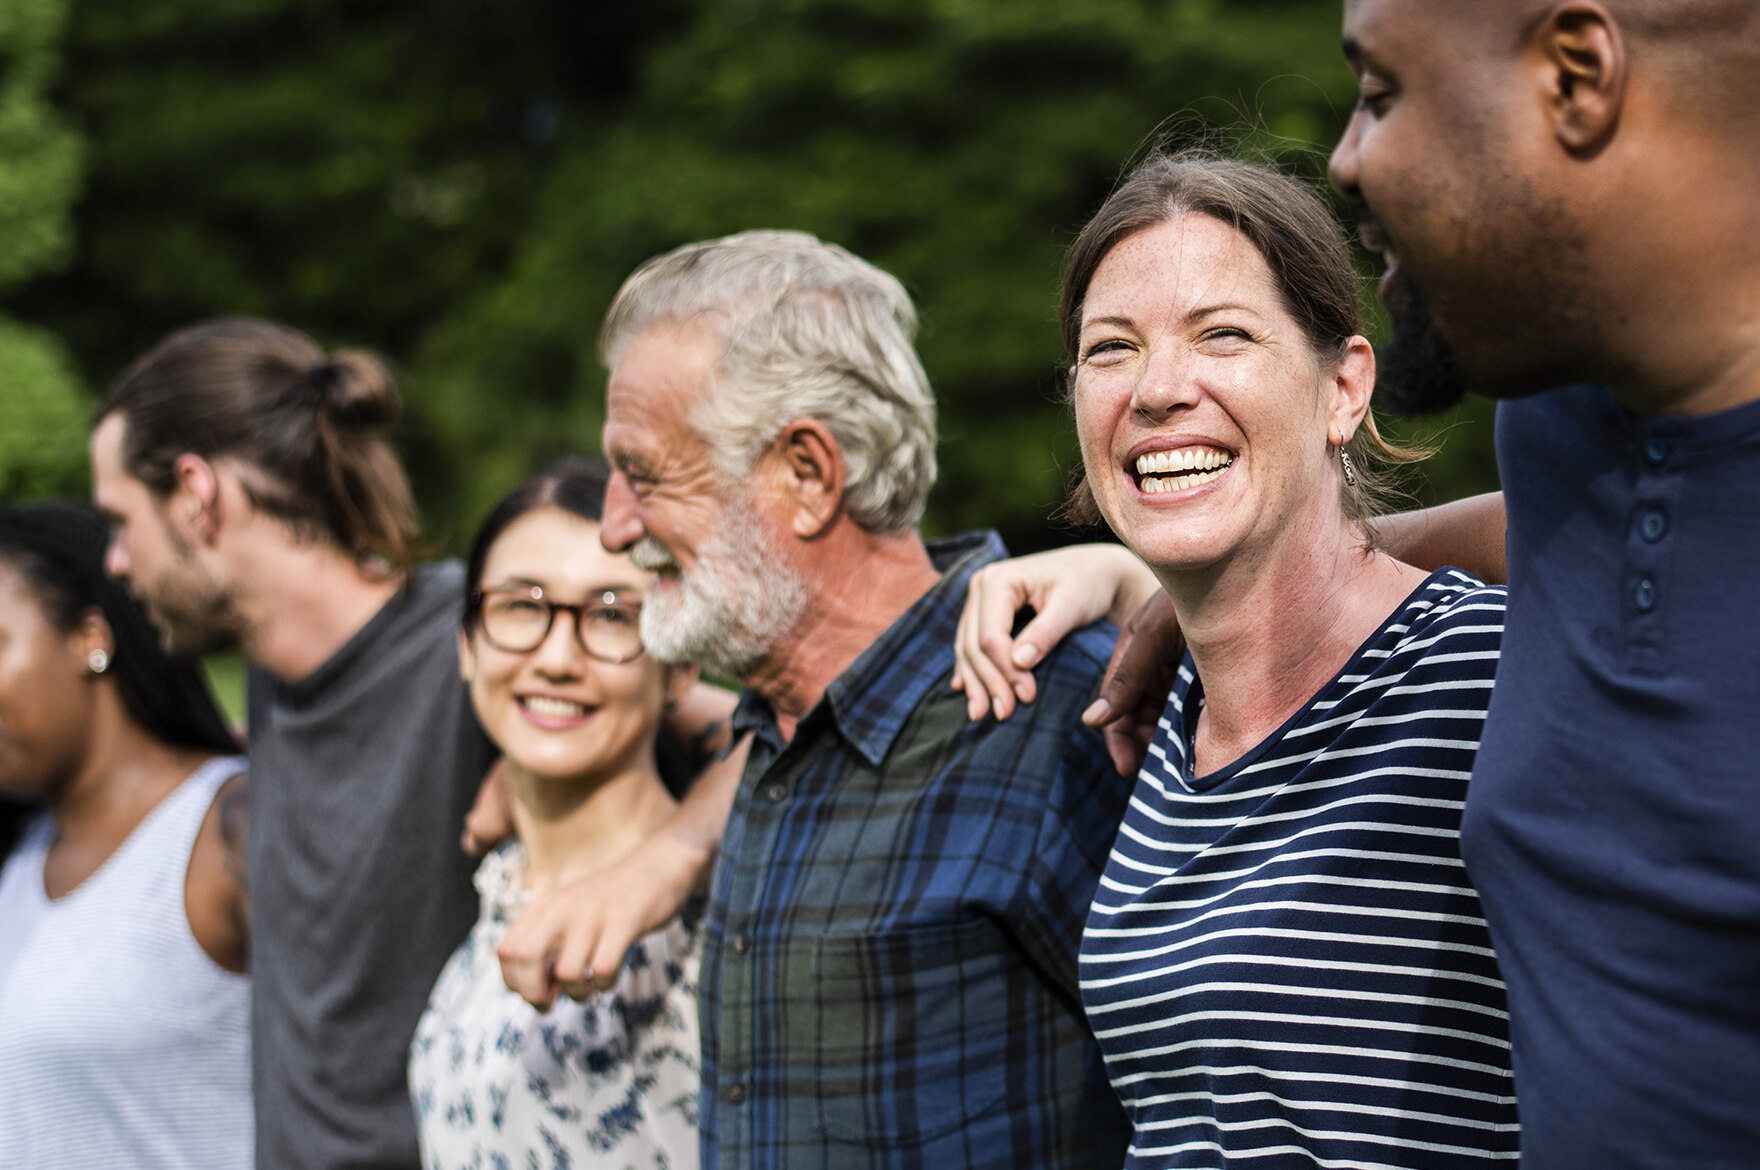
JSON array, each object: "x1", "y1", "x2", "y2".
[
  {"x1": 1003, "y1": 585, "x2": 1106, "y2": 707},
  {"x1": 1084, "y1": 619, "x2": 1135, "y2": 727},
  {"x1": 1104, "y1": 718, "x2": 1142, "y2": 776},
  {"x1": 956, "y1": 572, "x2": 1021, "y2": 721},
  {"x1": 967, "y1": 575, "x2": 1041, "y2": 721},
  {"x1": 951, "y1": 588, "x2": 991, "y2": 721},
  {"x1": 585, "y1": 913, "x2": 641, "y2": 993},
  {"x1": 549, "y1": 919, "x2": 599, "y2": 1003},
  {"x1": 1097, "y1": 591, "x2": 1178, "y2": 718},
  {"x1": 1103, "y1": 710, "x2": 1161, "y2": 776},
  {"x1": 497, "y1": 903, "x2": 561, "y2": 1011}
]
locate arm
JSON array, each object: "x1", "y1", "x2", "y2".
[
  {"x1": 186, "y1": 767, "x2": 251, "y2": 974},
  {"x1": 496, "y1": 731, "x2": 751, "y2": 1010},
  {"x1": 1378, "y1": 491, "x2": 1507, "y2": 584},
  {"x1": 951, "y1": 544, "x2": 1160, "y2": 721}
]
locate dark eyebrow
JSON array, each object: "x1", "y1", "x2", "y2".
[{"x1": 1342, "y1": 35, "x2": 1364, "y2": 64}]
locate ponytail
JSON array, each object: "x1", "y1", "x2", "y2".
[{"x1": 97, "y1": 318, "x2": 421, "y2": 574}]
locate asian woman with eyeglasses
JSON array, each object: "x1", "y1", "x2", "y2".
[{"x1": 407, "y1": 461, "x2": 705, "y2": 1170}]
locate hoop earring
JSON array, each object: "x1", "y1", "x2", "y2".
[
  {"x1": 88, "y1": 649, "x2": 110, "y2": 675},
  {"x1": 1339, "y1": 449, "x2": 1358, "y2": 488}
]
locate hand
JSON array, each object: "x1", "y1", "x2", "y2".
[
  {"x1": 952, "y1": 544, "x2": 1159, "y2": 721},
  {"x1": 495, "y1": 734, "x2": 749, "y2": 1010},
  {"x1": 496, "y1": 827, "x2": 707, "y2": 1010},
  {"x1": 460, "y1": 758, "x2": 513, "y2": 857},
  {"x1": 1081, "y1": 589, "x2": 1184, "y2": 775}
]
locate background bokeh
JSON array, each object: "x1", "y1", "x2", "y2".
[{"x1": 0, "y1": 0, "x2": 1498, "y2": 557}]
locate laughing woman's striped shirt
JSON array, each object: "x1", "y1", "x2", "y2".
[{"x1": 1080, "y1": 569, "x2": 1519, "y2": 1169}]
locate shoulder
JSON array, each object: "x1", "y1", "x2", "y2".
[
  {"x1": 401, "y1": 560, "x2": 470, "y2": 633},
  {"x1": 1404, "y1": 569, "x2": 1507, "y2": 631},
  {"x1": 1378, "y1": 570, "x2": 1506, "y2": 690},
  {"x1": 1029, "y1": 619, "x2": 1117, "y2": 703}
]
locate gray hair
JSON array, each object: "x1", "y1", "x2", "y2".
[{"x1": 599, "y1": 230, "x2": 937, "y2": 533}]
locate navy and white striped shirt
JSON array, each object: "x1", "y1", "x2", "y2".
[{"x1": 1081, "y1": 569, "x2": 1519, "y2": 1168}]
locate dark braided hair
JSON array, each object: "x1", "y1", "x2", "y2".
[{"x1": 0, "y1": 501, "x2": 239, "y2": 759}]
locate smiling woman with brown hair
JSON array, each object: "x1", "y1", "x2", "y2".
[{"x1": 959, "y1": 152, "x2": 1520, "y2": 1167}]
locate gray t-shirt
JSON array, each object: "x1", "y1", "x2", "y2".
[{"x1": 248, "y1": 561, "x2": 496, "y2": 1170}]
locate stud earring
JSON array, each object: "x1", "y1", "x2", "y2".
[
  {"x1": 1339, "y1": 450, "x2": 1358, "y2": 488},
  {"x1": 88, "y1": 649, "x2": 110, "y2": 675}
]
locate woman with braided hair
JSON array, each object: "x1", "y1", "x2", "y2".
[{"x1": 0, "y1": 499, "x2": 251, "y2": 1168}]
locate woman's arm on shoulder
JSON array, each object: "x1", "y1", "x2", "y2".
[{"x1": 952, "y1": 544, "x2": 1160, "y2": 721}]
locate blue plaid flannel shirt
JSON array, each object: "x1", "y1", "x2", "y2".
[{"x1": 698, "y1": 531, "x2": 1132, "y2": 1169}]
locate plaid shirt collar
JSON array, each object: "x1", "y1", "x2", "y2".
[{"x1": 730, "y1": 531, "x2": 1006, "y2": 767}]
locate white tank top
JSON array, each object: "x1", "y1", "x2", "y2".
[{"x1": 0, "y1": 756, "x2": 252, "y2": 1169}]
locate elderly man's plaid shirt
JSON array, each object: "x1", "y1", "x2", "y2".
[{"x1": 697, "y1": 532, "x2": 1132, "y2": 1169}]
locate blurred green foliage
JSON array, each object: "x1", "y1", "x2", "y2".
[
  {"x1": 0, "y1": 0, "x2": 85, "y2": 500},
  {"x1": 5, "y1": 0, "x2": 1497, "y2": 549}
]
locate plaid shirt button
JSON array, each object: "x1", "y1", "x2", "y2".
[
  {"x1": 762, "y1": 783, "x2": 788, "y2": 803},
  {"x1": 724, "y1": 1082, "x2": 748, "y2": 1104},
  {"x1": 731, "y1": 933, "x2": 751, "y2": 954}
]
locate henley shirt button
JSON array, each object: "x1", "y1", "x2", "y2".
[
  {"x1": 724, "y1": 1082, "x2": 748, "y2": 1104},
  {"x1": 730, "y1": 933, "x2": 751, "y2": 954},
  {"x1": 1640, "y1": 510, "x2": 1668, "y2": 542},
  {"x1": 1643, "y1": 436, "x2": 1670, "y2": 467},
  {"x1": 763, "y1": 782, "x2": 789, "y2": 803},
  {"x1": 1635, "y1": 578, "x2": 1658, "y2": 612}
]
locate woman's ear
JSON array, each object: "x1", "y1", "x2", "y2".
[
  {"x1": 75, "y1": 609, "x2": 115, "y2": 677},
  {"x1": 1326, "y1": 335, "x2": 1377, "y2": 442},
  {"x1": 457, "y1": 628, "x2": 477, "y2": 684}
]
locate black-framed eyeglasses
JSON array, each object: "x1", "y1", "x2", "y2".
[{"x1": 469, "y1": 585, "x2": 645, "y2": 663}]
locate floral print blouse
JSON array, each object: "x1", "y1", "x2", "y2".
[{"x1": 409, "y1": 842, "x2": 702, "y2": 1169}]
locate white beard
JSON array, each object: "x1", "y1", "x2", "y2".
[{"x1": 629, "y1": 502, "x2": 806, "y2": 680}]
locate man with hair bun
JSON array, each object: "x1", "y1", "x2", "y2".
[
  {"x1": 88, "y1": 318, "x2": 495, "y2": 1170},
  {"x1": 499, "y1": 230, "x2": 1131, "y2": 1169},
  {"x1": 89, "y1": 318, "x2": 737, "y2": 1170}
]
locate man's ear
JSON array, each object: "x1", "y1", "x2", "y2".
[
  {"x1": 172, "y1": 453, "x2": 224, "y2": 542},
  {"x1": 1537, "y1": 1, "x2": 1626, "y2": 155},
  {"x1": 773, "y1": 419, "x2": 845, "y2": 539}
]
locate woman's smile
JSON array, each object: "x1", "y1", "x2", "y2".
[{"x1": 1130, "y1": 444, "x2": 1236, "y2": 496}]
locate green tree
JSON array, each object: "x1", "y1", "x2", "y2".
[
  {"x1": 12, "y1": 0, "x2": 1497, "y2": 546},
  {"x1": 0, "y1": 0, "x2": 85, "y2": 501}
]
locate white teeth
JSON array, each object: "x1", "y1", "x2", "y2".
[
  {"x1": 522, "y1": 695, "x2": 587, "y2": 718},
  {"x1": 1138, "y1": 467, "x2": 1227, "y2": 494},
  {"x1": 1134, "y1": 447, "x2": 1231, "y2": 476}
]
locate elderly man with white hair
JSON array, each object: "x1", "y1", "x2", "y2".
[{"x1": 503, "y1": 230, "x2": 1131, "y2": 1169}]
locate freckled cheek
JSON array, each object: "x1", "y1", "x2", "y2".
[{"x1": 1073, "y1": 380, "x2": 1128, "y2": 472}]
